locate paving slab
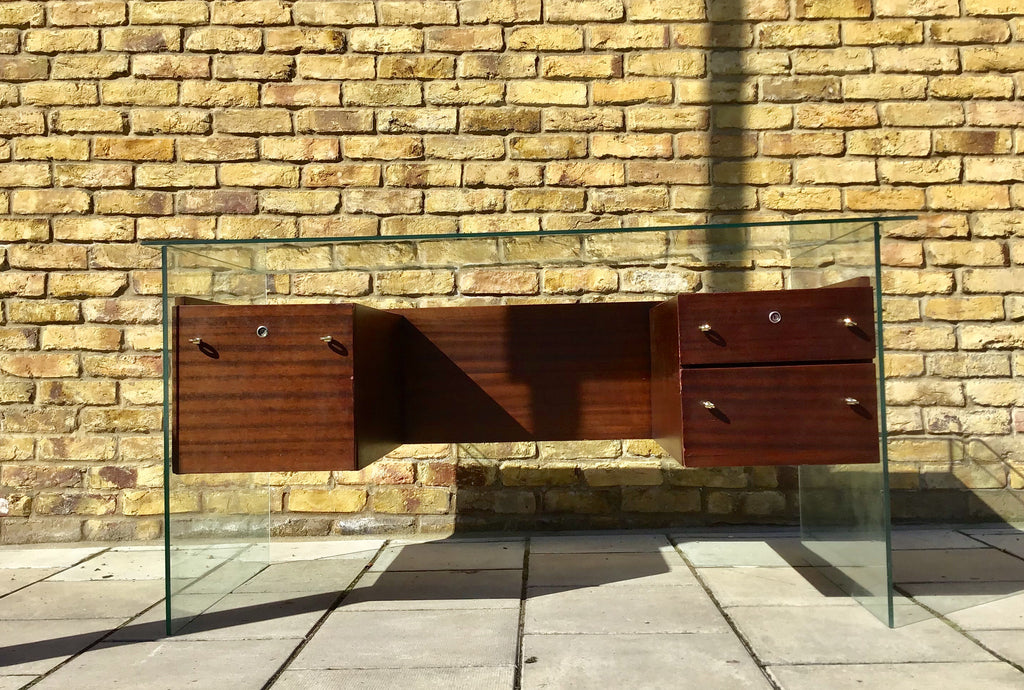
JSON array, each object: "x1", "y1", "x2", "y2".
[
  {"x1": 47, "y1": 550, "x2": 164, "y2": 581},
  {"x1": 675, "y1": 538, "x2": 812, "y2": 567},
  {"x1": 768, "y1": 661, "x2": 1024, "y2": 689},
  {"x1": 0, "y1": 618, "x2": 114, "y2": 675},
  {"x1": 0, "y1": 580, "x2": 163, "y2": 620},
  {"x1": 0, "y1": 547, "x2": 105, "y2": 570},
  {"x1": 369, "y1": 540, "x2": 524, "y2": 572},
  {"x1": 290, "y1": 608, "x2": 519, "y2": 670},
  {"x1": 528, "y1": 552, "x2": 696, "y2": 588},
  {"x1": 521, "y1": 632, "x2": 770, "y2": 690},
  {"x1": 341, "y1": 569, "x2": 521, "y2": 611},
  {"x1": 970, "y1": 533, "x2": 1024, "y2": 560},
  {"x1": 530, "y1": 534, "x2": 671, "y2": 553},
  {"x1": 269, "y1": 539, "x2": 384, "y2": 562},
  {"x1": 0, "y1": 568, "x2": 61, "y2": 596},
  {"x1": 31, "y1": 638, "x2": 300, "y2": 690},
  {"x1": 234, "y1": 558, "x2": 368, "y2": 594},
  {"x1": 0, "y1": 677, "x2": 37, "y2": 690},
  {"x1": 728, "y1": 604, "x2": 996, "y2": 664},
  {"x1": 889, "y1": 529, "x2": 988, "y2": 550},
  {"x1": 526, "y1": 585, "x2": 729, "y2": 634},
  {"x1": 901, "y1": 581, "x2": 1024, "y2": 626},
  {"x1": 273, "y1": 666, "x2": 515, "y2": 689},
  {"x1": 697, "y1": 566, "x2": 856, "y2": 608},
  {"x1": 973, "y1": 630, "x2": 1024, "y2": 667},
  {"x1": 893, "y1": 548, "x2": 1024, "y2": 583}
]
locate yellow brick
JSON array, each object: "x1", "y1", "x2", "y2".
[
  {"x1": 715, "y1": 160, "x2": 792, "y2": 185},
  {"x1": 930, "y1": 75, "x2": 1014, "y2": 100},
  {"x1": 883, "y1": 324, "x2": 957, "y2": 350},
  {"x1": 844, "y1": 74, "x2": 927, "y2": 100},
  {"x1": 458, "y1": 268, "x2": 539, "y2": 295},
  {"x1": 964, "y1": 0, "x2": 1018, "y2": 15},
  {"x1": 543, "y1": 266, "x2": 618, "y2": 294},
  {"x1": 0, "y1": 162, "x2": 48, "y2": 186},
  {"x1": 542, "y1": 54, "x2": 622, "y2": 78},
  {"x1": 103, "y1": 27, "x2": 180, "y2": 52},
  {"x1": 53, "y1": 217, "x2": 133, "y2": 242},
  {"x1": 51, "y1": 54, "x2": 128, "y2": 79},
  {"x1": 11, "y1": 189, "x2": 90, "y2": 214},
  {"x1": 292, "y1": 0, "x2": 376, "y2": 25},
  {"x1": 94, "y1": 190, "x2": 173, "y2": 215},
  {"x1": 761, "y1": 187, "x2": 841, "y2": 211},
  {"x1": 51, "y1": 108, "x2": 124, "y2": 133},
  {"x1": 24, "y1": 28, "x2": 98, "y2": 53},
  {"x1": 41, "y1": 324, "x2": 121, "y2": 351},
  {"x1": 184, "y1": 26, "x2": 262, "y2": 52},
  {"x1": 101, "y1": 79, "x2": 177, "y2": 105},
  {"x1": 758, "y1": 22, "x2": 839, "y2": 47},
  {"x1": 594, "y1": 79, "x2": 673, "y2": 105},
  {"x1": 0, "y1": 352, "x2": 79, "y2": 377},
  {"x1": 924, "y1": 296, "x2": 1005, "y2": 321},
  {"x1": 879, "y1": 102, "x2": 964, "y2": 127},
  {"x1": 124, "y1": 489, "x2": 198, "y2": 515},
  {"x1": 929, "y1": 19, "x2": 1010, "y2": 43},
  {"x1": 132, "y1": 109, "x2": 210, "y2": 135},
  {"x1": 7, "y1": 299, "x2": 80, "y2": 322},
  {"x1": 714, "y1": 104, "x2": 793, "y2": 129},
  {"x1": 508, "y1": 80, "x2": 587, "y2": 106},
  {"x1": 372, "y1": 486, "x2": 449, "y2": 514},
  {"x1": 928, "y1": 184, "x2": 1010, "y2": 211},
  {"x1": 221, "y1": 163, "x2": 299, "y2": 187},
  {"x1": 48, "y1": 272, "x2": 128, "y2": 298},
  {"x1": 261, "y1": 190, "x2": 339, "y2": 214},
  {"x1": 0, "y1": 2, "x2": 44, "y2": 26},
  {"x1": 130, "y1": 1, "x2": 208, "y2": 25},
  {"x1": 847, "y1": 186, "x2": 926, "y2": 211},
  {"x1": 134, "y1": 54, "x2": 210, "y2": 79},
  {"x1": 286, "y1": 488, "x2": 366, "y2": 512},
  {"x1": 349, "y1": 27, "x2": 422, "y2": 52},
  {"x1": 547, "y1": 0, "x2": 623, "y2": 21},
  {"x1": 508, "y1": 25, "x2": 584, "y2": 50},
  {"x1": 844, "y1": 19, "x2": 924, "y2": 45},
  {"x1": 54, "y1": 162, "x2": 133, "y2": 187},
  {"x1": 22, "y1": 82, "x2": 97, "y2": 106}
]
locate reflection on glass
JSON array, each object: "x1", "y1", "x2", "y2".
[{"x1": 156, "y1": 217, "x2": 911, "y2": 632}]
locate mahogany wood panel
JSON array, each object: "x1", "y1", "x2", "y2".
[
  {"x1": 679, "y1": 363, "x2": 880, "y2": 467},
  {"x1": 395, "y1": 302, "x2": 656, "y2": 442},
  {"x1": 649, "y1": 297, "x2": 683, "y2": 463},
  {"x1": 675, "y1": 286, "x2": 875, "y2": 366},
  {"x1": 173, "y1": 302, "x2": 402, "y2": 474}
]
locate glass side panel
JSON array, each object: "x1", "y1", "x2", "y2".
[
  {"x1": 160, "y1": 217, "x2": 908, "y2": 632},
  {"x1": 163, "y1": 245, "x2": 271, "y2": 635},
  {"x1": 797, "y1": 220, "x2": 894, "y2": 627}
]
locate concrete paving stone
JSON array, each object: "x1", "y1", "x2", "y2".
[
  {"x1": 961, "y1": 524, "x2": 1024, "y2": 536},
  {"x1": 675, "y1": 538, "x2": 813, "y2": 567},
  {"x1": 728, "y1": 604, "x2": 996, "y2": 665},
  {"x1": 0, "y1": 568, "x2": 61, "y2": 596},
  {"x1": 0, "y1": 580, "x2": 164, "y2": 620},
  {"x1": 0, "y1": 677, "x2": 36, "y2": 690},
  {"x1": 341, "y1": 569, "x2": 521, "y2": 611},
  {"x1": 0, "y1": 546, "x2": 105, "y2": 569},
  {"x1": 0, "y1": 618, "x2": 114, "y2": 675},
  {"x1": 902, "y1": 582, "x2": 1024, "y2": 630},
  {"x1": 890, "y1": 529, "x2": 988, "y2": 550},
  {"x1": 290, "y1": 608, "x2": 519, "y2": 670},
  {"x1": 525, "y1": 584, "x2": 729, "y2": 634},
  {"x1": 970, "y1": 533, "x2": 1024, "y2": 561},
  {"x1": 530, "y1": 534, "x2": 671, "y2": 554},
  {"x1": 31, "y1": 638, "x2": 300, "y2": 690},
  {"x1": 47, "y1": 549, "x2": 164, "y2": 581},
  {"x1": 235, "y1": 558, "x2": 368, "y2": 594},
  {"x1": 768, "y1": 661, "x2": 1024, "y2": 689},
  {"x1": 169, "y1": 544, "x2": 254, "y2": 579},
  {"x1": 973, "y1": 630, "x2": 1024, "y2": 667},
  {"x1": 528, "y1": 552, "x2": 696, "y2": 588},
  {"x1": 170, "y1": 560, "x2": 267, "y2": 597},
  {"x1": 369, "y1": 540, "x2": 524, "y2": 572},
  {"x1": 272, "y1": 666, "x2": 515, "y2": 689},
  {"x1": 893, "y1": 548, "x2": 1024, "y2": 583},
  {"x1": 269, "y1": 539, "x2": 384, "y2": 562},
  {"x1": 521, "y1": 632, "x2": 770, "y2": 690},
  {"x1": 698, "y1": 566, "x2": 857, "y2": 608},
  {"x1": 108, "y1": 591, "x2": 335, "y2": 642}
]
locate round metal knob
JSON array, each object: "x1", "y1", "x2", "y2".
[
  {"x1": 842, "y1": 317, "x2": 857, "y2": 328},
  {"x1": 702, "y1": 400, "x2": 716, "y2": 410},
  {"x1": 698, "y1": 323, "x2": 712, "y2": 332},
  {"x1": 844, "y1": 397, "x2": 860, "y2": 406},
  {"x1": 255, "y1": 325, "x2": 269, "y2": 338}
]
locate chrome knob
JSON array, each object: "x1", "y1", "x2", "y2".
[
  {"x1": 842, "y1": 317, "x2": 857, "y2": 328},
  {"x1": 702, "y1": 400, "x2": 716, "y2": 410},
  {"x1": 188, "y1": 337, "x2": 202, "y2": 345},
  {"x1": 844, "y1": 397, "x2": 860, "y2": 406},
  {"x1": 320, "y1": 335, "x2": 333, "y2": 343},
  {"x1": 698, "y1": 323, "x2": 712, "y2": 332}
]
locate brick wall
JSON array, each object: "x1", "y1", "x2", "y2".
[{"x1": 0, "y1": 0, "x2": 1022, "y2": 543}]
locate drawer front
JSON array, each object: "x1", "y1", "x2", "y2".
[
  {"x1": 680, "y1": 363, "x2": 879, "y2": 467},
  {"x1": 174, "y1": 303, "x2": 356, "y2": 473},
  {"x1": 676, "y1": 285, "x2": 875, "y2": 366}
]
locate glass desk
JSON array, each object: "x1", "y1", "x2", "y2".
[{"x1": 148, "y1": 216, "x2": 914, "y2": 633}]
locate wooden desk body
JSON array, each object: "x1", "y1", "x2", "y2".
[{"x1": 172, "y1": 283, "x2": 879, "y2": 474}]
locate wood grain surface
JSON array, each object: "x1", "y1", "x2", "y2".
[{"x1": 679, "y1": 363, "x2": 880, "y2": 467}]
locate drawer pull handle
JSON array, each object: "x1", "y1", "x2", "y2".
[
  {"x1": 842, "y1": 317, "x2": 857, "y2": 328},
  {"x1": 188, "y1": 337, "x2": 202, "y2": 345},
  {"x1": 844, "y1": 397, "x2": 860, "y2": 406},
  {"x1": 698, "y1": 323, "x2": 712, "y2": 332},
  {"x1": 702, "y1": 400, "x2": 716, "y2": 410},
  {"x1": 320, "y1": 335, "x2": 334, "y2": 343}
]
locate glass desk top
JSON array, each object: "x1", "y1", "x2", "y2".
[{"x1": 149, "y1": 216, "x2": 915, "y2": 633}]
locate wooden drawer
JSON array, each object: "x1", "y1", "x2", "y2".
[
  {"x1": 674, "y1": 284, "x2": 875, "y2": 366},
  {"x1": 173, "y1": 302, "x2": 402, "y2": 474},
  {"x1": 678, "y1": 363, "x2": 880, "y2": 467}
]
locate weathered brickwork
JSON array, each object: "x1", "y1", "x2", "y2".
[{"x1": 0, "y1": 0, "x2": 1022, "y2": 543}]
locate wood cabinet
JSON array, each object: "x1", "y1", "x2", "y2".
[
  {"x1": 650, "y1": 281, "x2": 880, "y2": 467},
  {"x1": 173, "y1": 302, "x2": 402, "y2": 474}
]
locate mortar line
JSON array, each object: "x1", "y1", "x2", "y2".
[
  {"x1": 669, "y1": 533, "x2": 782, "y2": 690},
  {"x1": 260, "y1": 538, "x2": 391, "y2": 689}
]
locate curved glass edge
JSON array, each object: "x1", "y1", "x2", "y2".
[
  {"x1": 162, "y1": 247, "x2": 271, "y2": 636},
  {"x1": 142, "y1": 215, "x2": 917, "y2": 247},
  {"x1": 162, "y1": 216, "x2": 914, "y2": 632},
  {"x1": 798, "y1": 220, "x2": 895, "y2": 628}
]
